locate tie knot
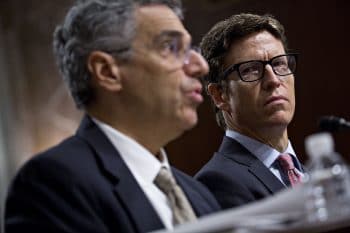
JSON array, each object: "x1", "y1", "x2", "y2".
[
  {"x1": 278, "y1": 153, "x2": 295, "y2": 170},
  {"x1": 154, "y1": 167, "x2": 176, "y2": 193}
]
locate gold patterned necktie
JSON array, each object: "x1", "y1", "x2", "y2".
[{"x1": 154, "y1": 167, "x2": 197, "y2": 225}]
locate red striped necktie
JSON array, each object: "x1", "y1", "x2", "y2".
[{"x1": 277, "y1": 154, "x2": 302, "y2": 187}]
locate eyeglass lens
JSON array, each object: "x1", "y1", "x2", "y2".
[{"x1": 238, "y1": 54, "x2": 296, "y2": 82}]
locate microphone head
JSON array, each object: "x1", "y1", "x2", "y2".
[{"x1": 318, "y1": 115, "x2": 350, "y2": 132}]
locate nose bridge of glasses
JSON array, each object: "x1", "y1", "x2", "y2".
[
  {"x1": 258, "y1": 59, "x2": 284, "y2": 84},
  {"x1": 183, "y1": 46, "x2": 201, "y2": 65},
  {"x1": 264, "y1": 62, "x2": 279, "y2": 78},
  {"x1": 182, "y1": 48, "x2": 209, "y2": 77},
  {"x1": 264, "y1": 60, "x2": 277, "y2": 75}
]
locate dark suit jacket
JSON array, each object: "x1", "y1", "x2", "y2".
[
  {"x1": 195, "y1": 136, "x2": 286, "y2": 209},
  {"x1": 5, "y1": 116, "x2": 220, "y2": 233}
]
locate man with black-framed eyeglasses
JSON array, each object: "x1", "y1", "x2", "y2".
[{"x1": 195, "y1": 13, "x2": 304, "y2": 209}]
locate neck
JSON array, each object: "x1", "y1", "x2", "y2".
[
  {"x1": 229, "y1": 124, "x2": 289, "y2": 152},
  {"x1": 223, "y1": 111, "x2": 289, "y2": 152},
  {"x1": 87, "y1": 107, "x2": 171, "y2": 156}
]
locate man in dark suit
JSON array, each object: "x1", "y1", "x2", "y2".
[
  {"x1": 196, "y1": 13, "x2": 304, "y2": 209},
  {"x1": 5, "y1": 0, "x2": 220, "y2": 232}
]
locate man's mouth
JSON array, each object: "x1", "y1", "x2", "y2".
[
  {"x1": 186, "y1": 86, "x2": 203, "y2": 104},
  {"x1": 264, "y1": 95, "x2": 288, "y2": 106}
]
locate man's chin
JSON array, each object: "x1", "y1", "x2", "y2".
[
  {"x1": 267, "y1": 110, "x2": 293, "y2": 123},
  {"x1": 265, "y1": 116, "x2": 292, "y2": 129},
  {"x1": 180, "y1": 112, "x2": 199, "y2": 131}
]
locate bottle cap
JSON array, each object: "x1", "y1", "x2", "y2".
[{"x1": 305, "y1": 132, "x2": 334, "y2": 158}]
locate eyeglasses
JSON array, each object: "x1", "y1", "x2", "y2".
[
  {"x1": 104, "y1": 35, "x2": 201, "y2": 66},
  {"x1": 220, "y1": 53, "x2": 298, "y2": 82},
  {"x1": 158, "y1": 36, "x2": 201, "y2": 65}
]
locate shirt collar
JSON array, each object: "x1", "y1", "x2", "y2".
[
  {"x1": 92, "y1": 118, "x2": 170, "y2": 185},
  {"x1": 225, "y1": 129, "x2": 297, "y2": 168}
]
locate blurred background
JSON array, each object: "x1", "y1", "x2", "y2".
[{"x1": 1, "y1": 0, "x2": 350, "y2": 222}]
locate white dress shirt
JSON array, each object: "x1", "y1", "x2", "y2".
[
  {"x1": 93, "y1": 118, "x2": 174, "y2": 230},
  {"x1": 226, "y1": 130, "x2": 303, "y2": 186}
]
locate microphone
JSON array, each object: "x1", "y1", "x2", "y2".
[{"x1": 318, "y1": 115, "x2": 350, "y2": 132}]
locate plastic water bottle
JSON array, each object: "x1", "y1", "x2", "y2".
[{"x1": 303, "y1": 132, "x2": 350, "y2": 222}]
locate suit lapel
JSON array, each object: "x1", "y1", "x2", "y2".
[
  {"x1": 76, "y1": 115, "x2": 164, "y2": 232},
  {"x1": 112, "y1": 175, "x2": 164, "y2": 232},
  {"x1": 249, "y1": 159, "x2": 286, "y2": 193},
  {"x1": 219, "y1": 136, "x2": 285, "y2": 193}
]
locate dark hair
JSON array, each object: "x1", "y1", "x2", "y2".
[
  {"x1": 200, "y1": 13, "x2": 288, "y2": 129},
  {"x1": 53, "y1": 0, "x2": 183, "y2": 109}
]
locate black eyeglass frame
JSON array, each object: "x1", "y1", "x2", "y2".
[{"x1": 219, "y1": 53, "x2": 299, "y2": 82}]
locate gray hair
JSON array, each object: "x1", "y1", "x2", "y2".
[
  {"x1": 200, "y1": 13, "x2": 288, "y2": 129},
  {"x1": 53, "y1": 0, "x2": 183, "y2": 109}
]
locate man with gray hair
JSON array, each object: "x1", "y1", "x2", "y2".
[{"x1": 5, "y1": 0, "x2": 220, "y2": 232}]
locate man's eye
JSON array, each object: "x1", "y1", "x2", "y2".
[
  {"x1": 159, "y1": 40, "x2": 178, "y2": 56},
  {"x1": 273, "y1": 60, "x2": 287, "y2": 67},
  {"x1": 240, "y1": 64, "x2": 260, "y2": 75}
]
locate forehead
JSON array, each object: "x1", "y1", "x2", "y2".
[
  {"x1": 225, "y1": 31, "x2": 285, "y2": 65},
  {"x1": 135, "y1": 5, "x2": 190, "y2": 44}
]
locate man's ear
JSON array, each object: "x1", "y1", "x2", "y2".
[
  {"x1": 207, "y1": 83, "x2": 230, "y2": 112},
  {"x1": 87, "y1": 51, "x2": 122, "y2": 91}
]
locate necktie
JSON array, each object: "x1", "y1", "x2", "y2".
[
  {"x1": 154, "y1": 167, "x2": 197, "y2": 225},
  {"x1": 278, "y1": 154, "x2": 302, "y2": 187}
]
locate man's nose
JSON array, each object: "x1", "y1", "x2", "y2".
[
  {"x1": 183, "y1": 50, "x2": 209, "y2": 79},
  {"x1": 262, "y1": 64, "x2": 281, "y2": 90}
]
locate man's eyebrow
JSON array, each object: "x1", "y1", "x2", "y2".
[{"x1": 153, "y1": 30, "x2": 186, "y2": 43}]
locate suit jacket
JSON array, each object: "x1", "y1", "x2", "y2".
[
  {"x1": 5, "y1": 115, "x2": 220, "y2": 233},
  {"x1": 195, "y1": 136, "x2": 286, "y2": 209}
]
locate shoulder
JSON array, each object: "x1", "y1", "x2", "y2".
[
  {"x1": 194, "y1": 156, "x2": 258, "y2": 209},
  {"x1": 195, "y1": 151, "x2": 250, "y2": 181},
  {"x1": 172, "y1": 167, "x2": 209, "y2": 193},
  {"x1": 196, "y1": 136, "x2": 257, "y2": 179},
  {"x1": 5, "y1": 134, "x2": 116, "y2": 232},
  {"x1": 10, "y1": 135, "x2": 100, "y2": 191},
  {"x1": 194, "y1": 139, "x2": 263, "y2": 208},
  {"x1": 171, "y1": 167, "x2": 221, "y2": 214},
  {"x1": 195, "y1": 153, "x2": 252, "y2": 194}
]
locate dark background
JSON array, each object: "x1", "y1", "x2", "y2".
[{"x1": 1, "y1": 0, "x2": 350, "y2": 177}]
